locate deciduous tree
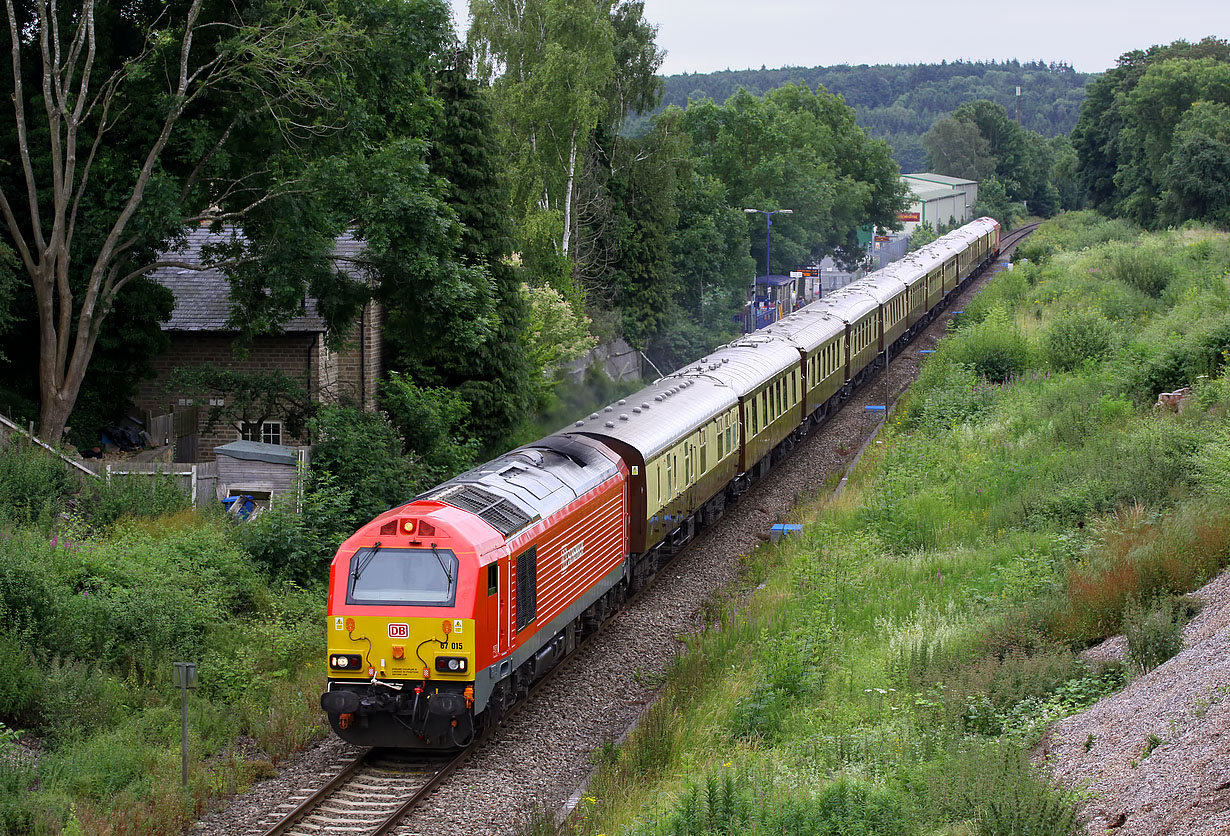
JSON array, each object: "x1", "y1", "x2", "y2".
[{"x1": 0, "y1": 0, "x2": 365, "y2": 443}]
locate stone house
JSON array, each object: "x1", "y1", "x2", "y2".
[{"x1": 133, "y1": 227, "x2": 383, "y2": 461}]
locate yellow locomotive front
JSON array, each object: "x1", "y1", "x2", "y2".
[{"x1": 320, "y1": 508, "x2": 496, "y2": 750}]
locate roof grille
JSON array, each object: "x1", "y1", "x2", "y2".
[{"x1": 426, "y1": 484, "x2": 535, "y2": 536}]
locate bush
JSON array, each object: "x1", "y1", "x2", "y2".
[
  {"x1": 898, "y1": 362, "x2": 995, "y2": 432},
  {"x1": 1012, "y1": 211, "x2": 1139, "y2": 265},
  {"x1": 1124, "y1": 597, "x2": 1186, "y2": 675},
  {"x1": 1109, "y1": 247, "x2": 1176, "y2": 299},
  {"x1": 946, "y1": 307, "x2": 1032, "y2": 383},
  {"x1": 81, "y1": 474, "x2": 190, "y2": 530},
  {"x1": 1043, "y1": 310, "x2": 1114, "y2": 371},
  {"x1": 308, "y1": 404, "x2": 420, "y2": 525},
  {"x1": 928, "y1": 742, "x2": 1081, "y2": 836},
  {"x1": 234, "y1": 472, "x2": 356, "y2": 585},
  {"x1": 380, "y1": 372, "x2": 480, "y2": 483},
  {"x1": 0, "y1": 444, "x2": 74, "y2": 528}
]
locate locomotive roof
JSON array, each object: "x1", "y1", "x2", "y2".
[{"x1": 411, "y1": 434, "x2": 621, "y2": 539}]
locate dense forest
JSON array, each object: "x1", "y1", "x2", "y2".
[{"x1": 637, "y1": 60, "x2": 1095, "y2": 172}]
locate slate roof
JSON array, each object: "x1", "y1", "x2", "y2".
[{"x1": 150, "y1": 227, "x2": 367, "y2": 332}]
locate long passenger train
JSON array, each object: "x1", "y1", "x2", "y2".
[{"x1": 320, "y1": 217, "x2": 1001, "y2": 748}]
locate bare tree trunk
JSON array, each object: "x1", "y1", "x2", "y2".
[{"x1": 561, "y1": 125, "x2": 578, "y2": 256}]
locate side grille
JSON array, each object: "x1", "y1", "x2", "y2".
[{"x1": 426, "y1": 484, "x2": 535, "y2": 536}]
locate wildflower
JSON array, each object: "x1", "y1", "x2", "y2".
[{"x1": 723, "y1": 761, "x2": 732, "y2": 767}]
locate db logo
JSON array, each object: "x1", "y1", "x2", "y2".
[{"x1": 387, "y1": 623, "x2": 409, "y2": 638}]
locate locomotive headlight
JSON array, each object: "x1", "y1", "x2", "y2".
[
  {"x1": 329, "y1": 653, "x2": 363, "y2": 671},
  {"x1": 434, "y1": 656, "x2": 468, "y2": 674}
]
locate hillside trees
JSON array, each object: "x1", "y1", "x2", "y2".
[
  {"x1": 923, "y1": 99, "x2": 1063, "y2": 222},
  {"x1": 681, "y1": 84, "x2": 908, "y2": 272},
  {"x1": 1072, "y1": 37, "x2": 1230, "y2": 227},
  {"x1": 469, "y1": 0, "x2": 618, "y2": 298},
  {"x1": 647, "y1": 60, "x2": 1093, "y2": 172}
]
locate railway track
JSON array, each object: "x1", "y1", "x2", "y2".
[
  {"x1": 1000, "y1": 221, "x2": 1040, "y2": 253},
  {"x1": 256, "y1": 748, "x2": 467, "y2": 836}
]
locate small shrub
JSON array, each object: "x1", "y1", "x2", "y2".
[
  {"x1": 1043, "y1": 310, "x2": 1114, "y2": 371},
  {"x1": 0, "y1": 444, "x2": 73, "y2": 528},
  {"x1": 234, "y1": 472, "x2": 355, "y2": 584},
  {"x1": 946, "y1": 307, "x2": 1032, "y2": 383},
  {"x1": 1124, "y1": 597, "x2": 1186, "y2": 675},
  {"x1": 1109, "y1": 247, "x2": 1176, "y2": 299},
  {"x1": 82, "y1": 474, "x2": 190, "y2": 529},
  {"x1": 308, "y1": 404, "x2": 420, "y2": 525},
  {"x1": 929, "y1": 742, "x2": 1081, "y2": 836},
  {"x1": 898, "y1": 362, "x2": 995, "y2": 432}
]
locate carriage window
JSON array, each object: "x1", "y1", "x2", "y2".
[
  {"x1": 488, "y1": 563, "x2": 498, "y2": 596},
  {"x1": 751, "y1": 398, "x2": 758, "y2": 435}
]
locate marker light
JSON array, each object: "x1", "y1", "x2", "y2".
[
  {"x1": 401, "y1": 519, "x2": 416, "y2": 536},
  {"x1": 435, "y1": 656, "x2": 468, "y2": 673}
]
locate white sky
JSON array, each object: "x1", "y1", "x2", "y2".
[{"x1": 445, "y1": 0, "x2": 1224, "y2": 76}]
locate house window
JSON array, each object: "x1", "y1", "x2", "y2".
[{"x1": 240, "y1": 421, "x2": 282, "y2": 446}]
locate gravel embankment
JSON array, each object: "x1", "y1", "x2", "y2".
[
  {"x1": 1041, "y1": 570, "x2": 1230, "y2": 836},
  {"x1": 193, "y1": 259, "x2": 1009, "y2": 836}
]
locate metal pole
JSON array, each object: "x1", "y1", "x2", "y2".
[
  {"x1": 765, "y1": 214, "x2": 772, "y2": 278},
  {"x1": 181, "y1": 684, "x2": 189, "y2": 787}
]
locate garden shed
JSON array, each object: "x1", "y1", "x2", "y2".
[{"x1": 213, "y1": 440, "x2": 307, "y2": 506}]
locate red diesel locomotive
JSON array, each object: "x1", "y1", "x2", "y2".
[{"x1": 320, "y1": 434, "x2": 629, "y2": 748}]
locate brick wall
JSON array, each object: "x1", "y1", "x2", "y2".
[
  {"x1": 318, "y1": 300, "x2": 384, "y2": 410},
  {"x1": 134, "y1": 332, "x2": 318, "y2": 461}
]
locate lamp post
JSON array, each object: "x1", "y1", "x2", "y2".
[{"x1": 743, "y1": 208, "x2": 793, "y2": 277}]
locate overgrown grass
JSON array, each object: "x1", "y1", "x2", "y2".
[
  {"x1": 552, "y1": 220, "x2": 1230, "y2": 836},
  {"x1": 0, "y1": 448, "x2": 328, "y2": 835}
]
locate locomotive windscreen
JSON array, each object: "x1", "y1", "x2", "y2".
[{"x1": 346, "y1": 547, "x2": 458, "y2": 607}]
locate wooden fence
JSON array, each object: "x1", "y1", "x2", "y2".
[
  {"x1": 0, "y1": 413, "x2": 100, "y2": 479},
  {"x1": 78, "y1": 460, "x2": 219, "y2": 507}
]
